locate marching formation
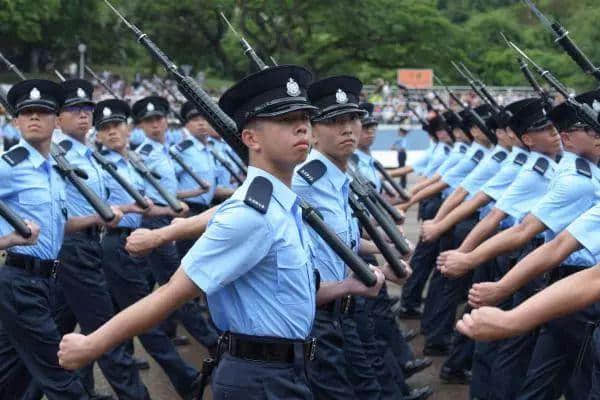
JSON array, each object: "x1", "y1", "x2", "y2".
[{"x1": 1, "y1": 1, "x2": 600, "y2": 399}]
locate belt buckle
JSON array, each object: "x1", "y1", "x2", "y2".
[
  {"x1": 51, "y1": 260, "x2": 60, "y2": 278},
  {"x1": 342, "y1": 295, "x2": 352, "y2": 314},
  {"x1": 307, "y1": 337, "x2": 317, "y2": 361}
]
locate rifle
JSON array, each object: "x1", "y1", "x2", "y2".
[
  {"x1": 220, "y1": 12, "x2": 268, "y2": 71},
  {"x1": 523, "y1": 0, "x2": 600, "y2": 83},
  {"x1": 105, "y1": 0, "x2": 377, "y2": 286},
  {"x1": 373, "y1": 160, "x2": 410, "y2": 201},
  {"x1": 128, "y1": 150, "x2": 184, "y2": 213},
  {"x1": 224, "y1": 148, "x2": 248, "y2": 176},
  {"x1": 169, "y1": 147, "x2": 209, "y2": 190},
  {"x1": 52, "y1": 69, "x2": 150, "y2": 210},
  {"x1": 209, "y1": 147, "x2": 244, "y2": 185},
  {"x1": 507, "y1": 40, "x2": 600, "y2": 133},
  {"x1": 0, "y1": 51, "x2": 26, "y2": 80},
  {"x1": 85, "y1": 66, "x2": 121, "y2": 99},
  {"x1": 457, "y1": 62, "x2": 501, "y2": 113}
]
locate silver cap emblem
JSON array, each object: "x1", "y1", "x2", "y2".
[
  {"x1": 336, "y1": 89, "x2": 348, "y2": 104},
  {"x1": 147, "y1": 102, "x2": 155, "y2": 112},
  {"x1": 29, "y1": 87, "x2": 41, "y2": 100},
  {"x1": 102, "y1": 107, "x2": 112, "y2": 117},
  {"x1": 286, "y1": 78, "x2": 301, "y2": 97},
  {"x1": 593, "y1": 100, "x2": 600, "y2": 112},
  {"x1": 77, "y1": 88, "x2": 86, "y2": 98}
]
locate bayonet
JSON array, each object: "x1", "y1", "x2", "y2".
[
  {"x1": 220, "y1": 12, "x2": 268, "y2": 71},
  {"x1": 85, "y1": 66, "x2": 120, "y2": 99},
  {"x1": 0, "y1": 51, "x2": 26, "y2": 80}
]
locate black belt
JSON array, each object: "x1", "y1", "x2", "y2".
[
  {"x1": 5, "y1": 253, "x2": 59, "y2": 278},
  {"x1": 106, "y1": 227, "x2": 134, "y2": 236},
  {"x1": 317, "y1": 295, "x2": 355, "y2": 315},
  {"x1": 219, "y1": 332, "x2": 317, "y2": 363},
  {"x1": 68, "y1": 226, "x2": 102, "y2": 239}
]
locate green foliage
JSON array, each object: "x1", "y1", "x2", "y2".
[{"x1": 0, "y1": 0, "x2": 598, "y2": 91}]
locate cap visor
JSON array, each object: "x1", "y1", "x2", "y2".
[
  {"x1": 313, "y1": 107, "x2": 368, "y2": 122},
  {"x1": 256, "y1": 103, "x2": 320, "y2": 118}
]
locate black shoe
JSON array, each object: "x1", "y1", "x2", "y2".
[
  {"x1": 403, "y1": 358, "x2": 432, "y2": 378},
  {"x1": 403, "y1": 386, "x2": 433, "y2": 400},
  {"x1": 171, "y1": 335, "x2": 191, "y2": 346},
  {"x1": 133, "y1": 356, "x2": 150, "y2": 370},
  {"x1": 396, "y1": 307, "x2": 422, "y2": 320},
  {"x1": 402, "y1": 328, "x2": 418, "y2": 343},
  {"x1": 422, "y1": 344, "x2": 450, "y2": 356},
  {"x1": 184, "y1": 374, "x2": 204, "y2": 400},
  {"x1": 439, "y1": 366, "x2": 472, "y2": 384}
]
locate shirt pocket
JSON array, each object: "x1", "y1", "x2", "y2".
[
  {"x1": 276, "y1": 244, "x2": 311, "y2": 305},
  {"x1": 18, "y1": 186, "x2": 50, "y2": 206}
]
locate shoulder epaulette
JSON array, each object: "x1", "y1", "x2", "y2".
[
  {"x1": 176, "y1": 140, "x2": 194, "y2": 153},
  {"x1": 471, "y1": 150, "x2": 484, "y2": 164},
  {"x1": 139, "y1": 144, "x2": 153, "y2": 157},
  {"x1": 533, "y1": 158, "x2": 550, "y2": 176},
  {"x1": 459, "y1": 145, "x2": 468, "y2": 154},
  {"x1": 244, "y1": 176, "x2": 272, "y2": 214},
  {"x1": 576, "y1": 158, "x2": 592, "y2": 178},
  {"x1": 444, "y1": 146, "x2": 451, "y2": 155},
  {"x1": 100, "y1": 149, "x2": 111, "y2": 156},
  {"x1": 297, "y1": 160, "x2": 327, "y2": 185},
  {"x1": 350, "y1": 153, "x2": 359, "y2": 165},
  {"x1": 58, "y1": 139, "x2": 73, "y2": 153},
  {"x1": 492, "y1": 151, "x2": 508, "y2": 163},
  {"x1": 514, "y1": 153, "x2": 527, "y2": 166},
  {"x1": 1, "y1": 146, "x2": 28, "y2": 167}
]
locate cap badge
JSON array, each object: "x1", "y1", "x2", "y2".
[
  {"x1": 336, "y1": 89, "x2": 348, "y2": 104},
  {"x1": 286, "y1": 78, "x2": 301, "y2": 97},
  {"x1": 29, "y1": 87, "x2": 41, "y2": 100},
  {"x1": 593, "y1": 100, "x2": 600, "y2": 112},
  {"x1": 147, "y1": 102, "x2": 155, "y2": 112},
  {"x1": 77, "y1": 88, "x2": 86, "y2": 98},
  {"x1": 102, "y1": 107, "x2": 112, "y2": 117}
]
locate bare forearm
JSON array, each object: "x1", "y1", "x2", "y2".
[
  {"x1": 389, "y1": 166, "x2": 413, "y2": 178},
  {"x1": 458, "y1": 209, "x2": 505, "y2": 252},
  {"x1": 469, "y1": 222, "x2": 539, "y2": 268},
  {"x1": 156, "y1": 207, "x2": 217, "y2": 243},
  {"x1": 176, "y1": 187, "x2": 205, "y2": 200},
  {"x1": 359, "y1": 239, "x2": 379, "y2": 256},
  {"x1": 408, "y1": 181, "x2": 447, "y2": 207},
  {"x1": 437, "y1": 194, "x2": 489, "y2": 236},
  {"x1": 88, "y1": 268, "x2": 200, "y2": 359},
  {"x1": 65, "y1": 215, "x2": 101, "y2": 234},
  {"x1": 214, "y1": 187, "x2": 235, "y2": 201},
  {"x1": 434, "y1": 188, "x2": 467, "y2": 222},
  {"x1": 509, "y1": 266, "x2": 600, "y2": 334},
  {"x1": 316, "y1": 280, "x2": 352, "y2": 306},
  {"x1": 500, "y1": 234, "x2": 582, "y2": 297}
]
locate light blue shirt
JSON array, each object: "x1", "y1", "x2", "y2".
[
  {"x1": 436, "y1": 142, "x2": 469, "y2": 177},
  {"x1": 129, "y1": 127, "x2": 146, "y2": 147},
  {"x1": 530, "y1": 152, "x2": 600, "y2": 267},
  {"x1": 461, "y1": 145, "x2": 510, "y2": 200},
  {"x1": 413, "y1": 143, "x2": 434, "y2": 175},
  {"x1": 54, "y1": 134, "x2": 107, "y2": 218},
  {"x1": 172, "y1": 135, "x2": 217, "y2": 206},
  {"x1": 495, "y1": 151, "x2": 557, "y2": 221},
  {"x1": 423, "y1": 142, "x2": 451, "y2": 178},
  {"x1": 0, "y1": 139, "x2": 67, "y2": 259},
  {"x1": 354, "y1": 149, "x2": 382, "y2": 193},
  {"x1": 166, "y1": 128, "x2": 185, "y2": 146},
  {"x1": 2, "y1": 123, "x2": 20, "y2": 141},
  {"x1": 182, "y1": 167, "x2": 316, "y2": 339},
  {"x1": 567, "y1": 203, "x2": 600, "y2": 260},
  {"x1": 293, "y1": 150, "x2": 359, "y2": 282},
  {"x1": 136, "y1": 136, "x2": 178, "y2": 205},
  {"x1": 480, "y1": 148, "x2": 529, "y2": 201},
  {"x1": 441, "y1": 142, "x2": 489, "y2": 196},
  {"x1": 101, "y1": 149, "x2": 146, "y2": 229}
]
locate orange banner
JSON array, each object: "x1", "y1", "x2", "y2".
[{"x1": 397, "y1": 69, "x2": 433, "y2": 89}]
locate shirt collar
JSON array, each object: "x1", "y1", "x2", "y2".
[
  {"x1": 143, "y1": 136, "x2": 168, "y2": 152},
  {"x1": 17, "y1": 139, "x2": 46, "y2": 168},
  {"x1": 246, "y1": 166, "x2": 298, "y2": 212},
  {"x1": 355, "y1": 149, "x2": 373, "y2": 166},
  {"x1": 309, "y1": 149, "x2": 349, "y2": 191},
  {"x1": 188, "y1": 134, "x2": 207, "y2": 151},
  {"x1": 65, "y1": 136, "x2": 92, "y2": 157}
]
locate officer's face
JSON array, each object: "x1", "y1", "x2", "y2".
[
  {"x1": 312, "y1": 113, "x2": 360, "y2": 162},
  {"x1": 186, "y1": 115, "x2": 215, "y2": 140},
  {"x1": 139, "y1": 115, "x2": 167, "y2": 141},
  {"x1": 16, "y1": 108, "x2": 56, "y2": 144},
  {"x1": 243, "y1": 111, "x2": 311, "y2": 168},
  {"x1": 435, "y1": 129, "x2": 452, "y2": 144},
  {"x1": 452, "y1": 128, "x2": 470, "y2": 143},
  {"x1": 58, "y1": 105, "x2": 93, "y2": 139},
  {"x1": 561, "y1": 128, "x2": 600, "y2": 161},
  {"x1": 470, "y1": 126, "x2": 491, "y2": 147},
  {"x1": 97, "y1": 121, "x2": 129, "y2": 153},
  {"x1": 496, "y1": 128, "x2": 512, "y2": 149},
  {"x1": 523, "y1": 125, "x2": 561, "y2": 155},
  {"x1": 358, "y1": 124, "x2": 376, "y2": 150}
]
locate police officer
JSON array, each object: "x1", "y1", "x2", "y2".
[
  {"x1": 205, "y1": 122, "x2": 244, "y2": 192},
  {"x1": 57, "y1": 64, "x2": 386, "y2": 400},
  {"x1": 0, "y1": 79, "x2": 89, "y2": 399},
  {"x1": 172, "y1": 101, "x2": 234, "y2": 256},
  {"x1": 438, "y1": 98, "x2": 561, "y2": 399},
  {"x1": 95, "y1": 98, "x2": 205, "y2": 399},
  {"x1": 51, "y1": 78, "x2": 151, "y2": 399},
  {"x1": 132, "y1": 95, "x2": 218, "y2": 351}
]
